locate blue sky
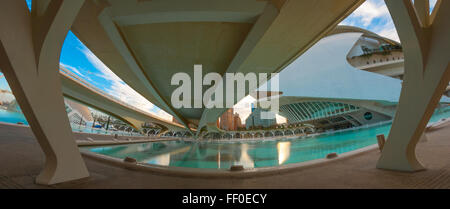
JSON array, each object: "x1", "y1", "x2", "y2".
[
  {"x1": 0, "y1": 0, "x2": 438, "y2": 122},
  {"x1": 340, "y1": 0, "x2": 399, "y2": 41},
  {"x1": 339, "y1": 0, "x2": 437, "y2": 42}
]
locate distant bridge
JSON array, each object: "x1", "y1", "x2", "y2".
[{"x1": 59, "y1": 66, "x2": 190, "y2": 134}]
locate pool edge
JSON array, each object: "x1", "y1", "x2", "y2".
[{"x1": 80, "y1": 144, "x2": 379, "y2": 179}]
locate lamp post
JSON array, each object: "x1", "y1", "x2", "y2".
[{"x1": 105, "y1": 116, "x2": 111, "y2": 131}]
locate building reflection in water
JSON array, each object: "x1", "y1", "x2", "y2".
[
  {"x1": 237, "y1": 144, "x2": 255, "y2": 168},
  {"x1": 144, "y1": 146, "x2": 191, "y2": 166},
  {"x1": 217, "y1": 147, "x2": 221, "y2": 169},
  {"x1": 277, "y1": 141, "x2": 291, "y2": 165},
  {"x1": 147, "y1": 153, "x2": 171, "y2": 166}
]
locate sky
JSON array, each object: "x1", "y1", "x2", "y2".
[
  {"x1": 339, "y1": 0, "x2": 400, "y2": 42},
  {"x1": 0, "y1": 0, "x2": 438, "y2": 125},
  {"x1": 339, "y1": 0, "x2": 437, "y2": 42}
]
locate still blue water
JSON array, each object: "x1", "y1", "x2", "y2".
[
  {"x1": 85, "y1": 106, "x2": 450, "y2": 169},
  {"x1": 1, "y1": 105, "x2": 450, "y2": 169},
  {"x1": 0, "y1": 108, "x2": 28, "y2": 125},
  {"x1": 85, "y1": 123, "x2": 392, "y2": 169},
  {"x1": 429, "y1": 106, "x2": 450, "y2": 122}
]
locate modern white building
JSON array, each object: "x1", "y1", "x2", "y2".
[{"x1": 260, "y1": 26, "x2": 450, "y2": 132}]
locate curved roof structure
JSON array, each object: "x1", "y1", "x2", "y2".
[
  {"x1": 280, "y1": 101, "x2": 360, "y2": 123},
  {"x1": 263, "y1": 32, "x2": 403, "y2": 102},
  {"x1": 327, "y1": 25, "x2": 401, "y2": 46}
]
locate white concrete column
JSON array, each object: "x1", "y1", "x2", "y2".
[
  {"x1": 0, "y1": 0, "x2": 88, "y2": 184},
  {"x1": 377, "y1": 0, "x2": 450, "y2": 171}
]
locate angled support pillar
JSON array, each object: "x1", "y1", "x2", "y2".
[
  {"x1": 156, "y1": 127, "x2": 169, "y2": 138},
  {"x1": 122, "y1": 117, "x2": 144, "y2": 132},
  {"x1": 377, "y1": 0, "x2": 450, "y2": 171},
  {"x1": 0, "y1": 0, "x2": 88, "y2": 185},
  {"x1": 96, "y1": 10, "x2": 194, "y2": 136}
]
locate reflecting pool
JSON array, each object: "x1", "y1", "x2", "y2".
[
  {"x1": 85, "y1": 123, "x2": 392, "y2": 169},
  {"x1": 85, "y1": 106, "x2": 450, "y2": 169},
  {"x1": 0, "y1": 109, "x2": 28, "y2": 125}
]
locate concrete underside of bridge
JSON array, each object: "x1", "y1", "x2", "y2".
[
  {"x1": 70, "y1": 0, "x2": 364, "y2": 131},
  {"x1": 0, "y1": 0, "x2": 449, "y2": 186}
]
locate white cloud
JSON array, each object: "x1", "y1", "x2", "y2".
[
  {"x1": 340, "y1": 0, "x2": 400, "y2": 42},
  {"x1": 79, "y1": 47, "x2": 173, "y2": 121},
  {"x1": 347, "y1": 0, "x2": 389, "y2": 26},
  {"x1": 0, "y1": 91, "x2": 15, "y2": 103},
  {"x1": 377, "y1": 25, "x2": 399, "y2": 42},
  {"x1": 61, "y1": 63, "x2": 83, "y2": 76},
  {"x1": 61, "y1": 62, "x2": 100, "y2": 85}
]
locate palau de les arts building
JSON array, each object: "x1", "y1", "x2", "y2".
[{"x1": 258, "y1": 26, "x2": 450, "y2": 133}]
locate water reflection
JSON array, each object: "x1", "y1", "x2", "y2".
[
  {"x1": 86, "y1": 124, "x2": 390, "y2": 169},
  {"x1": 217, "y1": 148, "x2": 221, "y2": 169},
  {"x1": 277, "y1": 141, "x2": 291, "y2": 165},
  {"x1": 86, "y1": 105, "x2": 450, "y2": 169},
  {"x1": 236, "y1": 144, "x2": 255, "y2": 168},
  {"x1": 143, "y1": 146, "x2": 191, "y2": 166},
  {"x1": 147, "y1": 153, "x2": 171, "y2": 166}
]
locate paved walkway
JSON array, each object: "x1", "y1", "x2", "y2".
[{"x1": 1, "y1": 123, "x2": 450, "y2": 189}]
